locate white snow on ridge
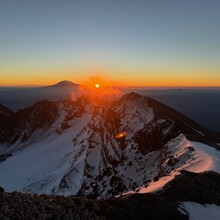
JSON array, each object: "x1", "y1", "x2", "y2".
[
  {"x1": 191, "y1": 141, "x2": 220, "y2": 173},
  {"x1": 130, "y1": 135, "x2": 220, "y2": 195},
  {"x1": 179, "y1": 202, "x2": 220, "y2": 220},
  {"x1": 137, "y1": 175, "x2": 176, "y2": 194}
]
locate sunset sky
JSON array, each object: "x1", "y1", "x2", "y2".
[{"x1": 0, "y1": 0, "x2": 220, "y2": 86}]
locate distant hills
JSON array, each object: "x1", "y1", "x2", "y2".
[{"x1": 0, "y1": 81, "x2": 220, "y2": 133}]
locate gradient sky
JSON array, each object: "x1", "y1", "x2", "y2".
[{"x1": 0, "y1": 0, "x2": 220, "y2": 86}]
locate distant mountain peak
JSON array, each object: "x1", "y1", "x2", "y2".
[
  {"x1": 122, "y1": 92, "x2": 142, "y2": 99},
  {"x1": 51, "y1": 80, "x2": 78, "y2": 87}
]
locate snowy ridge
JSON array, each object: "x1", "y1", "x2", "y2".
[
  {"x1": 0, "y1": 92, "x2": 219, "y2": 200},
  {"x1": 123, "y1": 134, "x2": 220, "y2": 195}
]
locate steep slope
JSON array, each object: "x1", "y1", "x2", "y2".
[{"x1": 0, "y1": 92, "x2": 219, "y2": 200}]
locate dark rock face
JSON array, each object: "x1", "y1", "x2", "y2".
[
  {"x1": 0, "y1": 171, "x2": 220, "y2": 219},
  {"x1": 162, "y1": 170, "x2": 220, "y2": 205},
  {"x1": 0, "y1": 186, "x2": 4, "y2": 192},
  {"x1": 134, "y1": 119, "x2": 180, "y2": 154},
  {"x1": 0, "y1": 100, "x2": 58, "y2": 143}
]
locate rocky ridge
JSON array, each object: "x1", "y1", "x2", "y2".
[{"x1": 1, "y1": 171, "x2": 220, "y2": 219}]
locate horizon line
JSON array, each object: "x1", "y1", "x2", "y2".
[{"x1": 0, "y1": 83, "x2": 220, "y2": 90}]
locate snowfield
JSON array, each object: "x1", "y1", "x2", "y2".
[
  {"x1": 179, "y1": 202, "x2": 220, "y2": 220},
  {"x1": 0, "y1": 113, "x2": 92, "y2": 194}
]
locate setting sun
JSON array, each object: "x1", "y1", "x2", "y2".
[{"x1": 95, "y1": 84, "x2": 100, "y2": 88}]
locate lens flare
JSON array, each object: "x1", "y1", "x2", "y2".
[{"x1": 115, "y1": 131, "x2": 127, "y2": 139}]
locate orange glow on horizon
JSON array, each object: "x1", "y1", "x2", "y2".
[
  {"x1": 70, "y1": 83, "x2": 123, "y2": 105},
  {"x1": 1, "y1": 77, "x2": 220, "y2": 88},
  {"x1": 1, "y1": 68, "x2": 220, "y2": 87}
]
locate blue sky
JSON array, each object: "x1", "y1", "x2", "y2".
[{"x1": 0, "y1": 0, "x2": 220, "y2": 86}]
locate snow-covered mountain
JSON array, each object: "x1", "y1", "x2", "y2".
[{"x1": 0, "y1": 91, "x2": 219, "y2": 200}]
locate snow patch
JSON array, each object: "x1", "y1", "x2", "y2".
[
  {"x1": 191, "y1": 141, "x2": 220, "y2": 173},
  {"x1": 179, "y1": 202, "x2": 220, "y2": 220}
]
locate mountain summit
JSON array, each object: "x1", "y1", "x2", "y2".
[{"x1": 50, "y1": 80, "x2": 78, "y2": 88}]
